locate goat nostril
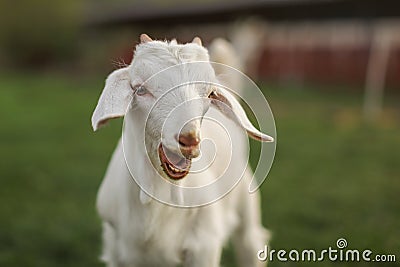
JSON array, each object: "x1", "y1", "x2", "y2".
[
  {"x1": 178, "y1": 140, "x2": 186, "y2": 147},
  {"x1": 178, "y1": 134, "x2": 200, "y2": 147}
]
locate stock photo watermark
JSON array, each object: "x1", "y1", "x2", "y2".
[{"x1": 257, "y1": 238, "x2": 396, "y2": 263}]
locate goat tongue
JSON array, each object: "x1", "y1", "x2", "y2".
[
  {"x1": 163, "y1": 146, "x2": 190, "y2": 170},
  {"x1": 175, "y1": 157, "x2": 190, "y2": 169}
]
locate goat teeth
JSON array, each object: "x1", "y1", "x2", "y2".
[{"x1": 169, "y1": 164, "x2": 184, "y2": 173}]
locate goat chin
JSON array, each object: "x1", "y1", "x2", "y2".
[{"x1": 140, "y1": 188, "x2": 152, "y2": 205}]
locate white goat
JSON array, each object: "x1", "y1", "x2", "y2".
[{"x1": 91, "y1": 34, "x2": 273, "y2": 267}]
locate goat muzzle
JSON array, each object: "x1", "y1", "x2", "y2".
[{"x1": 178, "y1": 132, "x2": 201, "y2": 159}]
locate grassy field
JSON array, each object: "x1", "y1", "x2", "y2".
[{"x1": 0, "y1": 73, "x2": 399, "y2": 267}]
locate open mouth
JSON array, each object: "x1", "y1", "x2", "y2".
[{"x1": 158, "y1": 143, "x2": 191, "y2": 180}]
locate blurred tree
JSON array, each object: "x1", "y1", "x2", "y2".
[{"x1": 0, "y1": 0, "x2": 83, "y2": 69}]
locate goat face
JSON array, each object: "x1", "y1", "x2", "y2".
[{"x1": 91, "y1": 34, "x2": 273, "y2": 181}]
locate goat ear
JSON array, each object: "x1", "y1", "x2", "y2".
[
  {"x1": 140, "y1": 33, "x2": 153, "y2": 43},
  {"x1": 192, "y1": 36, "x2": 202, "y2": 46},
  {"x1": 210, "y1": 87, "x2": 274, "y2": 142},
  {"x1": 91, "y1": 67, "x2": 132, "y2": 131}
]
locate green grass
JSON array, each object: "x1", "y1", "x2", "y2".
[{"x1": 0, "y1": 73, "x2": 399, "y2": 267}]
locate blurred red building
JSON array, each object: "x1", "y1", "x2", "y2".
[{"x1": 87, "y1": 0, "x2": 400, "y2": 90}]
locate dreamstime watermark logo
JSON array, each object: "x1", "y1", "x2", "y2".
[
  {"x1": 257, "y1": 238, "x2": 397, "y2": 263},
  {"x1": 122, "y1": 62, "x2": 276, "y2": 207}
]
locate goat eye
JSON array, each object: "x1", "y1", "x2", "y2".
[{"x1": 135, "y1": 85, "x2": 148, "y2": 96}]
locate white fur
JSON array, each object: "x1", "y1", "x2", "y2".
[{"x1": 92, "y1": 37, "x2": 270, "y2": 267}]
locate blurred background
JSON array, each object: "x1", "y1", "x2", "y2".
[{"x1": 0, "y1": 0, "x2": 399, "y2": 266}]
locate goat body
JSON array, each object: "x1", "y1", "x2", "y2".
[{"x1": 92, "y1": 35, "x2": 271, "y2": 267}]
